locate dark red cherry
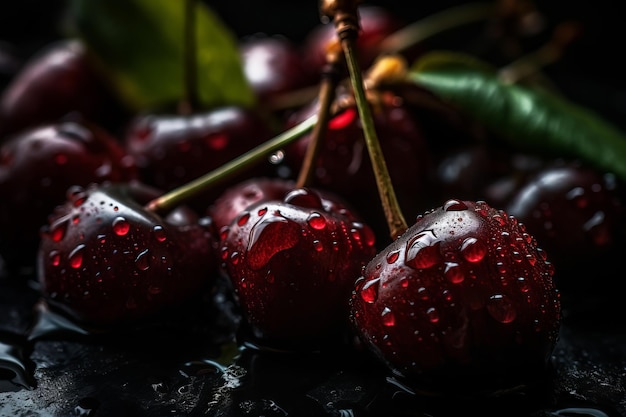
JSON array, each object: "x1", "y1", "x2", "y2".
[
  {"x1": 124, "y1": 106, "x2": 276, "y2": 212},
  {"x1": 37, "y1": 181, "x2": 217, "y2": 327},
  {"x1": 240, "y1": 34, "x2": 317, "y2": 107},
  {"x1": 0, "y1": 39, "x2": 126, "y2": 140},
  {"x1": 0, "y1": 121, "x2": 136, "y2": 273},
  {"x1": 350, "y1": 199, "x2": 561, "y2": 394},
  {"x1": 506, "y1": 162, "x2": 626, "y2": 288},
  {"x1": 284, "y1": 92, "x2": 434, "y2": 245},
  {"x1": 219, "y1": 187, "x2": 377, "y2": 350}
]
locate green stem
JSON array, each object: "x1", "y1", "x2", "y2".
[
  {"x1": 325, "y1": 1, "x2": 408, "y2": 239},
  {"x1": 144, "y1": 114, "x2": 318, "y2": 213}
]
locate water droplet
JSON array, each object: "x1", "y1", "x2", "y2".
[
  {"x1": 284, "y1": 188, "x2": 323, "y2": 208},
  {"x1": 153, "y1": 225, "x2": 167, "y2": 242},
  {"x1": 50, "y1": 218, "x2": 68, "y2": 242},
  {"x1": 405, "y1": 230, "x2": 441, "y2": 269},
  {"x1": 486, "y1": 294, "x2": 517, "y2": 323},
  {"x1": 312, "y1": 240, "x2": 323, "y2": 252},
  {"x1": 444, "y1": 262, "x2": 464, "y2": 283},
  {"x1": 426, "y1": 307, "x2": 439, "y2": 323},
  {"x1": 237, "y1": 212, "x2": 250, "y2": 227},
  {"x1": 360, "y1": 278, "x2": 380, "y2": 303},
  {"x1": 112, "y1": 217, "x2": 130, "y2": 236},
  {"x1": 69, "y1": 244, "x2": 86, "y2": 269},
  {"x1": 257, "y1": 207, "x2": 267, "y2": 216},
  {"x1": 49, "y1": 251, "x2": 61, "y2": 267},
  {"x1": 246, "y1": 216, "x2": 300, "y2": 270},
  {"x1": 135, "y1": 249, "x2": 150, "y2": 271},
  {"x1": 460, "y1": 237, "x2": 487, "y2": 262},
  {"x1": 443, "y1": 199, "x2": 468, "y2": 211},
  {"x1": 386, "y1": 250, "x2": 399, "y2": 264},
  {"x1": 381, "y1": 307, "x2": 395, "y2": 327},
  {"x1": 307, "y1": 212, "x2": 327, "y2": 230}
]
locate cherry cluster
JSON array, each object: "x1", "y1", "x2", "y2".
[{"x1": 0, "y1": 1, "x2": 622, "y2": 399}]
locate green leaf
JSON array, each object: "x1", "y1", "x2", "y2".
[
  {"x1": 409, "y1": 51, "x2": 626, "y2": 182},
  {"x1": 69, "y1": 0, "x2": 255, "y2": 111}
]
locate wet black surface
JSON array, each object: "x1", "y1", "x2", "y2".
[{"x1": 1, "y1": 268, "x2": 625, "y2": 417}]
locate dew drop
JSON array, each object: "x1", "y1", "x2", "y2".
[
  {"x1": 49, "y1": 250, "x2": 61, "y2": 267},
  {"x1": 460, "y1": 237, "x2": 487, "y2": 262},
  {"x1": 405, "y1": 230, "x2": 441, "y2": 269},
  {"x1": 50, "y1": 219, "x2": 68, "y2": 242},
  {"x1": 486, "y1": 294, "x2": 517, "y2": 323},
  {"x1": 444, "y1": 262, "x2": 464, "y2": 283},
  {"x1": 360, "y1": 278, "x2": 380, "y2": 303},
  {"x1": 386, "y1": 250, "x2": 400, "y2": 264},
  {"x1": 246, "y1": 216, "x2": 300, "y2": 270},
  {"x1": 237, "y1": 212, "x2": 250, "y2": 227},
  {"x1": 257, "y1": 207, "x2": 267, "y2": 216},
  {"x1": 443, "y1": 199, "x2": 468, "y2": 211},
  {"x1": 135, "y1": 249, "x2": 150, "y2": 271},
  {"x1": 307, "y1": 212, "x2": 327, "y2": 230},
  {"x1": 69, "y1": 244, "x2": 86, "y2": 269},
  {"x1": 381, "y1": 307, "x2": 395, "y2": 327},
  {"x1": 426, "y1": 307, "x2": 439, "y2": 323},
  {"x1": 153, "y1": 225, "x2": 167, "y2": 242},
  {"x1": 112, "y1": 217, "x2": 130, "y2": 236},
  {"x1": 312, "y1": 240, "x2": 323, "y2": 252}
]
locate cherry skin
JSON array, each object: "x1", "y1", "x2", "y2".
[
  {"x1": 37, "y1": 181, "x2": 218, "y2": 327},
  {"x1": 505, "y1": 162, "x2": 626, "y2": 290},
  {"x1": 239, "y1": 34, "x2": 317, "y2": 108},
  {"x1": 219, "y1": 187, "x2": 377, "y2": 350},
  {"x1": 124, "y1": 105, "x2": 277, "y2": 212},
  {"x1": 0, "y1": 121, "x2": 136, "y2": 273},
  {"x1": 0, "y1": 39, "x2": 126, "y2": 140},
  {"x1": 350, "y1": 199, "x2": 561, "y2": 394}
]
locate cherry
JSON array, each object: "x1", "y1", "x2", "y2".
[
  {"x1": 239, "y1": 34, "x2": 317, "y2": 109},
  {"x1": 350, "y1": 199, "x2": 561, "y2": 394},
  {"x1": 219, "y1": 186, "x2": 377, "y2": 350},
  {"x1": 505, "y1": 161, "x2": 626, "y2": 289},
  {"x1": 124, "y1": 105, "x2": 277, "y2": 212},
  {"x1": 0, "y1": 121, "x2": 136, "y2": 273},
  {"x1": 37, "y1": 181, "x2": 217, "y2": 327},
  {"x1": 283, "y1": 91, "x2": 434, "y2": 245},
  {"x1": 0, "y1": 39, "x2": 126, "y2": 140}
]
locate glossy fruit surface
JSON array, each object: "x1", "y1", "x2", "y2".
[
  {"x1": 125, "y1": 106, "x2": 276, "y2": 211},
  {"x1": 37, "y1": 181, "x2": 217, "y2": 327},
  {"x1": 240, "y1": 34, "x2": 317, "y2": 106},
  {"x1": 0, "y1": 39, "x2": 124, "y2": 139},
  {"x1": 0, "y1": 121, "x2": 136, "y2": 272},
  {"x1": 506, "y1": 162, "x2": 626, "y2": 288},
  {"x1": 350, "y1": 199, "x2": 561, "y2": 393},
  {"x1": 219, "y1": 187, "x2": 377, "y2": 349}
]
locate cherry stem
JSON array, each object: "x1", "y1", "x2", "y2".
[
  {"x1": 144, "y1": 115, "x2": 318, "y2": 214},
  {"x1": 378, "y1": 2, "x2": 494, "y2": 55},
  {"x1": 296, "y1": 43, "x2": 343, "y2": 188},
  {"x1": 180, "y1": 0, "x2": 199, "y2": 114},
  {"x1": 322, "y1": 0, "x2": 407, "y2": 239}
]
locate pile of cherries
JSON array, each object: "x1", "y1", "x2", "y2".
[{"x1": 1, "y1": 1, "x2": 625, "y2": 413}]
